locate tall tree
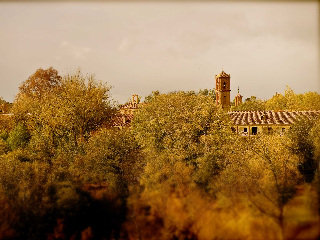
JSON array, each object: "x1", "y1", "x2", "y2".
[
  {"x1": 19, "y1": 67, "x2": 62, "y2": 100},
  {"x1": 231, "y1": 96, "x2": 266, "y2": 111},
  {"x1": 265, "y1": 86, "x2": 320, "y2": 111},
  {"x1": 287, "y1": 118, "x2": 318, "y2": 182},
  {"x1": 132, "y1": 91, "x2": 234, "y2": 188},
  {"x1": 12, "y1": 67, "x2": 62, "y2": 124},
  {"x1": 12, "y1": 69, "x2": 115, "y2": 150},
  {"x1": 219, "y1": 135, "x2": 301, "y2": 239}
]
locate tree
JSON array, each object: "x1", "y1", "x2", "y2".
[
  {"x1": 310, "y1": 118, "x2": 320, "y2": 216},
  {"x1": 132, "y1": 91, "x2": 234, "y2": 189},
  {"x1": 12, "y1": 67, "x2": 62, "y2": 125},
  {"x1": 198, "y1": 88, "x2": 216, "y2": 100},
  {"x1": 265, "y1": 86, "x2": 320, "y2": 111},
  {"x1": 19, "y1": 67, "x2": 62, "y2": 100},
  {"x1": 49, "y1": 72, "x2": 115, "y2": 146},
  {"x1": 231, "y1": 96, "x2": 266, "y2": 111},
  {"x1": 72, "y1": 128, "x2": 142, "y2": 186},
  {"x1": 0, "y1": 149, "x2": 127, "y2": 239},
  {"x1": 287, "y1": 117, "x2": 317, "y2": 182},
  {"x1": 125, "y1": 160, "x2": 203, "y2": 240},
  {"x1": 7, "y1": 123, "x2": 30, "y2": 151},
  {"x1": 265, "y1": 92, "x2": 288, "y2": 111},
  {"x1": 12, "y1": 69, "x2": 115, "y2": 150},
  {"x1": 133, "y1": 92, "x2": 231, "y2": 158},
  {"x1": 219, "y1": 135, "x2": 301, "y2": 239},
  {"x1": 0, "y1": 97, "x2": 12, "y2": 113},
  {"x1": 301, "y1": 91, "x2": 320, "y2": 110},
  {"x1": 144, "y1": 90, "x2": 160, "y2": 103}
]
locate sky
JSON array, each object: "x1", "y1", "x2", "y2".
[{"x1": 0, "y1": 1, "x2": 319, "y2": 104}]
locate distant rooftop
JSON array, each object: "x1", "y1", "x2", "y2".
[
  {"x1": 215, "y1": 70, "x2": 230, "y2": 78},
  {"x1": 229, "y1": 110, "x2": 320, "y2": 126}
]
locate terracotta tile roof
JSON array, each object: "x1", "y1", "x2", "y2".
[
  {"x1": 120, "y1": 102, "x2": 139, "y2": 109},
  {"x1": 112, "y1": 109, "x2": 320, "y2": 128},
  {"x1": 228, "y1": 111, "x2": 320, "y2": 126},
  {"x1": 112, "y1": 113, "x2": 134, "y2": 128}
]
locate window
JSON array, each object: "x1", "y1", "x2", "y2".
[
  {"x1": 244, "y1": 128, "x2": 247, "y2": 132},
  {"x1": 223, "y1": 82, "x2": 226, "y2": 89},
  {"x1": 252, "y1": 127, "x2": 258, "y2": 135}
]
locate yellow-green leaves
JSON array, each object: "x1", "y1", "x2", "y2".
[
  {"x1": 232, "y1": 86, "x2": 320, "y2": 111},
  {"x1": 12, "y1": 69, "x2": 115, "y2": 150},
  {"x1": 132, "y1": 92, "x2": 235, "y2": 191},
  {"x1": 265, "y1": 87, "x2": 320, "y2": 111},
  {"x1": 132, "y1": 92, "x2": 231, "y2": 159}
]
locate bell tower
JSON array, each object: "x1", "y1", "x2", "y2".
[
  {"x1": 215, "y1": 70, "x2": 231, "y2": 111},
  {"x1": 234, "y1": 87, "x2": 243, "y2": 107}
]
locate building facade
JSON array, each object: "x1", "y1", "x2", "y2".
[
  {"x1": 229, "y1": 110, "x2": 320, "y2": 136},
  {"x1": 114, "y1": 94, "x2": 141, "y2": 128},
  {"x1": 214, "y1": 70, "x2": 320, "y2": 135}
]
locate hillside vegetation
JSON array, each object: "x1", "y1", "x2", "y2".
[{"x1": 0, "y1": 68, "x2": 319, "y2": 240}]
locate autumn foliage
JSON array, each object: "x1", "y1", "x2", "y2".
[{"x1": 0, "y1": 67, "x2": 319, "y2": 239}]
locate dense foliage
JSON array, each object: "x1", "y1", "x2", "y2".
[
  {"x1": 232, "y1": 86, "x2": 320, "y2": 111},
  {"x1": 0, "y1": 68, "x2": 319, "y2": 239}
]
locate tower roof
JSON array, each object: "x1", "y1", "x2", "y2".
[
  {"x1": 216, "y1": 70, "x2": 230, "y2": 78},
  {"x1": 236, "y1": 86, "x2": 242, "y2": 97}
]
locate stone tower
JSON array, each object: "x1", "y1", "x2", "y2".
[
  {"x1": 234, "y1": 87, "x2": 243, "y2": 107},
  {"x1": 132, "y1": 94, "x2": 139, "y2": 106},
  {"x1": 215, "y1": 70, "x2": 231, "y2": 111}
]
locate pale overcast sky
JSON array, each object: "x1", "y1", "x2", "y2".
[{"x1": 0, "y1": 1, "x2": 319, "y2": 104}]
